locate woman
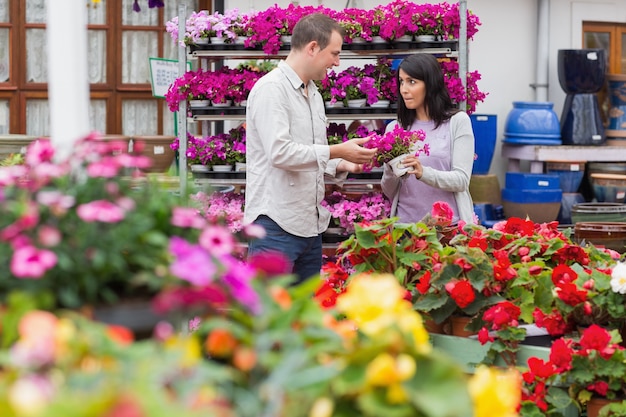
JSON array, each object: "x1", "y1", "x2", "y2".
[{"x1": 381, "y1": 54, "x2": 476, "y2": 225}]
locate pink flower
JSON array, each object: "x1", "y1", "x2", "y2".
[
  {"x1": 77, "y1": 200, "x2": 126, "y2": 223},
  {"x1": 199, "y1": 225, "x2": 235, "y2": 257},
  {"x1": 171, "y1": 207, "x2": 206, "y2": 229},
  {"x1": 169, "y1": 237, "x2": 216, "y2": 286},
  {"x1": 25, "y1": 139, "x2": 55, "y2": 165},
  {"x1": 86, "y1": 157, "x2": 122, "y2": 178},
  {"x1": 431, "y1": 201, "x2": 454, "y2": 225},
  {"x1": 10, "y1": 245, "x2": 57, "y2": 278},
  {"x1": 37, "y1": 226, "x2": 61, "y2": 247}
]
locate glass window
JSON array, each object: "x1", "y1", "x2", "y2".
[
  {"x1": 122, "y1": 100, "x2": 157, "y2": 135},
  {"x1": 26, "y1": 99, "x2": 49, "y2": 137},
  {"x1": 0, "y1": 0, "x2": 9, "y2": 22},
  {"x1": 88, "y1": 30, "x2": 107, "y2": 83},
  {"x1": 87, "y1": 0, "x2": 107, "y2": 25},
  {"x1": 89, "y1": 99, "x2": 107, "y2": 134},
  {"x1": 0, "y1": 28, "x2": 9, "y2": 82},
  {"x1": 122, "y1": 0, "x2": 159, "y2": 26},
  {"x1": 584, "y1": 32, "x2": 610, "y2": 51},
  {"x1": 122, "y1": 31, "x2": 157, "y2": 84},
  {"x1": 25, "y1": 0, "x2": 46, "y2": 24},
  {"x1": 26, "y1": 28, "x2": 47, "y2": 83},
  {"x1": 0, "y1": 99, "x2": 9, "y2": 134}
]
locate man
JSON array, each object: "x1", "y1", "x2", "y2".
[{"x1": 244, "y1": 13, "x2": 377, "y2": 284}]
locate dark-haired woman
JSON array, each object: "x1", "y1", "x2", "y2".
[{"x1": 381, "y1": 54, "x2": 476, "y2": 225}]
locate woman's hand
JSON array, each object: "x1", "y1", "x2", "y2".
[{"x1": 401, "y1": 154, "x2": 423, "y2": 179}]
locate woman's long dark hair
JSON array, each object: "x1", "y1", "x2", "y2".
[{"x1": 396, "y1": 54, "x2": 460, "y2": 130}]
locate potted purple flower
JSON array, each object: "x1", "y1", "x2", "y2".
[
  {"x1": 364, "y1": 124, "x2": 428, "y2": 176},
  {"x1": 321, "y1": 191, "x2": 391, "y2": 234},
  {"x1": 331, "y1": 66, "x2": 378, "y2": 107}
]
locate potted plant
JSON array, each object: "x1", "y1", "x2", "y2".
[
  {"x1": 362, "y1": 58, "x2": 397, "y2": 106},
  {"x1": 362, "y1": 124, "x2": 428, "y2": 175},
  {"x1": 331, "y1": 66, "x2": 378, "y2": 108},
  {"x1": 165, "y1": 69, "x2": 212, "y2": 112},
  {"x1": 521, "y1": 325, "x2": 626, "y2": 416},
  {"x1": 321, "y1": 191, "x2": 391, "y2": 235},
  {"x1": 191, "y1": 190, "x2": 245, "y2": 233}
]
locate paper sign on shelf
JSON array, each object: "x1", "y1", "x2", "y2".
[{"x1": 149, "y1": 57, "x2": 191, "y2": 99}]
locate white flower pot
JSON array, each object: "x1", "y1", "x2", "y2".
[
  {"x1": 189, "y1": 99, "x2": 210, "y2": 108},
  {"x1": 325, "y1": 100, "x2": 345, "y2": 108},
  {"x1": 416, "y1": 35, "x2": 436, "y2": 42},
  {"x1": 211, "y1": 99, "x2": 232, "y2": 107},
  {"x1": 388, "y1": 153, "x2": 412, "y2": 177},
  {"x1": 190, "y1": 164, "x2": 210, "y2": 173},
  {"x1": 370, "y1": 99, "x2": 390, "y2": 108},
  {"x1": 194, "y1": 37, "x2": 209, "y2": 45},
  {"x1": 212, "y1": 164, "x2": 234, "y2": 172},
  {"x1": 346, "y1": 98, "x2": 366, "y2": 108},
  {"x1": 235, "y1": 162, "x2": 247, "y2": 172}
]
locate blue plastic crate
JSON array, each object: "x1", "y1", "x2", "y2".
[
  {"x1": 505, "y1": 172, "x2": 561, "y2": 190},
  {"x1": 502, "y1": 188, "x2": 563, "y2": 203}
]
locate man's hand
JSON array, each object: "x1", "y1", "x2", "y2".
[
  {"x1": 337, "y1": 160, "x2": 364, "y2": 173},
  {"x1": 330, "y1": 136, "x2": 377, "y2": 165}
]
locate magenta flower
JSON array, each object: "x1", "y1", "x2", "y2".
[
  {"x1": 76, "y1": 200, "x2": 126, "y2": 223},
  {"x1": 25, "y1": 139, "x2": 55, "y2": 166},
  {"x1": 169, "y1": 236, "x2": 216, "y2": 286},
  {"x1": 198, "y1": 224, "x2": 235, "y2": 257},
  {"x1": 221, "y1": 255, "x2": 261, "y2": 314},
  {"x1": 10, "y1": 245, "x2": 57, "y2": 279}
]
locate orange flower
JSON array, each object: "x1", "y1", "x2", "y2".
[
  {"x1": 269, "y1": 285, "x2": 292, "y2": 310},
  {"x1": 232, "y1": 346, "x2": 257, "y2": 371},
  {"x1": 107, "y1": 324, "x2": 134, "y2": 346},
  {"x1": 205, "y1": 328, "x2": 238, "y2": 358}
]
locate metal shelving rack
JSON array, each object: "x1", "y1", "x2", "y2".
[{"x1": 175, "y1": 2, "x2": 469, "y2": 195}]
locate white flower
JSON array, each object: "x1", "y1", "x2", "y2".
[{"x1": 610, "y1": 262, "x2": 626, "y2": 294}]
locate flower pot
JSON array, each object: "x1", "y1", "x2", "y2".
[
  {"x1": 450, "y1": 316, "x2": 477, "y2": 337},
  {"x1": 503, "y1": 101, "x2": 561, "y2": 145},
  {"x1": 211, "y1": 99, "x2": 232, "y2": 107},
  {"x1": 189, "y1": 99, "x2": 210, "y2": 108},
  {"x1": 388, "y1": 153, "x2": 411, "y2": 177},
  {"x1": 131, "y1": 135, "x2": 176, "y2": 173},
  {"x1": 194, "y1": 37, "x2": 209, "y2": 45},
  {"x1": 325, "y1": 101, "x2": 344, "y2": 108},
  {"x1": 606, "y1": 74, "x2": 626, "y2": 138},
  {"x1": 190, "y1": 164, "x2": 210, "y2": 173},
  {"x1": 235, "y1": 162, "x2": 247, "y2": 172},
  {"x1": 346, "y1": 98, "x2": 366, "y2": 108},
  {"x1": 370, "y1": 99, "x2": 390, "y2": 108},
  {"x1": 416, "y1": 35, "x2": 436, "y2": 42},
  {"x1": 586, "y1": 397, "x2": 622, "y2": 417},
  {"x1": 212, "y1": 164, "x2": 234, "y2": 172}
]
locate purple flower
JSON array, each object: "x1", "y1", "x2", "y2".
[{"x1": 169, "y1": 236, "x2": 216, "y2": 286}]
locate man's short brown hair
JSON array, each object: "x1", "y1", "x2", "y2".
[{"x1": 290, "y1": 13, "x2": 344, "y2": 50}]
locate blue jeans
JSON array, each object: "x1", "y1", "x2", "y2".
[{"x1": 247, "y1": 215, "x2": 322, "y2": 285}]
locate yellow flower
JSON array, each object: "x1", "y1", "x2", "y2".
[
  {"x1": 309, "y1": 397, "x2": 334, "y2": 417},
  {"x1": 366, "y1": 353, "x2": 416, "y2": 404},
  {"x1": 468, "y1": 365, "x2": 521, "y2": 417},
  {"x1": 165, "y1": 335, "x2": 201, "y2": 367},
  {"x1": 336, "y1": 274, "x2": 408, "y2": 336},
  {"x1": 396, "y1": 311, "x2": 432, "y2": 354}
]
